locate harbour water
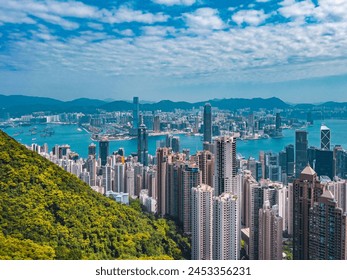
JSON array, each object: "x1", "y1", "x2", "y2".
[{"x1": 2, "y1": 119, "x2": 347, "y2": 159}]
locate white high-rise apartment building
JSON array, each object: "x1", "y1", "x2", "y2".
[
  {"x1": 213, "y1": 193, "x2": 240, "y2": 260},
  {"x1": 191, "y1": 184, "x2": 213, "y2": 260}
]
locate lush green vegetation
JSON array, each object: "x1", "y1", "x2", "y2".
[
  {"x1": 283, "y1": 239, "x2": 293, "y2": 260},
  {"x1": 0, "y1": 130, "x2": 190, "y2": 260}
]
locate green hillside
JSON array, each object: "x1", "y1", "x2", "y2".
[{"x1": 0, "y1": 130, "x2": 189, "y2": 260}]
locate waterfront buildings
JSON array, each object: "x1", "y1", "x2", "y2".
[
  {"x1": 19, "y1": 100, "x2": 347, "y2": 261},
  {"x1": 99, "y1": 139, "x2": 109, "y2": 166},
  {"x1": 137, "y1": 122, "x2": 148, "y2": 166},
  {"x1": 133, "y1": 97, "x2": 139, "y2": 129},
  {"x1": 321, "y1": 124, "x2": 331, "y2": 150},
  {"x1": 295, "y1": 130, "x2": 308, "y2": 177},
  {"x1": 203, "y1": 103, "x2": 212, "y2": 144}
]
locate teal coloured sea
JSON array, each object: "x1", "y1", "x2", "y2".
[{"x1": 2, "y1": 119, "x2": 347, "y2": 159}]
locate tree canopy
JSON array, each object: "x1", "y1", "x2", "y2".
[{"x1": 0, "y1": 130, "x2": 189, "y2": 260}]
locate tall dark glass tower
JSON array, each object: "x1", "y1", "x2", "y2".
[
  {"x1": 320, "y1": 124, "x2": 330, "y2": 150},
  {"x1": 315, "y1": 149, "x2": 334, "y2": 179},
  {"x1": 295, "y1": 130, "x2": 308, "y2": 177},
  {"x1": 203, "y1": 103, "x2": 212, "y2": 143},
  {"x1": 275, "y1": 112, "x2": 281, "y2": 131},
  {"x1": 99, "y1": 139, "x2": 109, "y2": 166},
  {"x1": 285, "y1": 144, "x2": 295, "y2": 179},
  {"x1": 88, "y1": 143, "x2": 96, "y2": 157},
  {"x1": 137, "y1": 122, "x2": 148, "y2": 166},
  {"x1": 133, "y1": 96, "x2": 139, "y2": 129}
]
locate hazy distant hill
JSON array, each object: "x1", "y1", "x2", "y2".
[
  {"x1": 0, "y1": 94, "x2": 63, "y2": 107},
  {"x1": 0, "y1": 94, "x2": 107, "y2": 117},
  {"x1": 0, "y1": 130, "x2": 189, "y2": 260},
  {"x1": 320, "y1": 101, "x2": 347, "y2": 108},
  {"x1": 101, "y1": 97, "x2": 289, "y2": 112},
  {"x1": 0, "y1": 94, "x2": 310, "y2": 117}
]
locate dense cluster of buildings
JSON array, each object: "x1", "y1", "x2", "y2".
[{"x1": 28, "y1": 97, "x2": 347, "y2": 260}]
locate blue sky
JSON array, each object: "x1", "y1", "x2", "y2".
[{"x1": 0, "y1": 0, "x2": 347, "y2": 103}]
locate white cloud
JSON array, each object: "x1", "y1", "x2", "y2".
[
  {"x1": 153, "y1": 0, "x2": 196, "y2": 6},
  {"x1": 33, "y1": 12, "x2": 79, "y2": 29},
  {"x1": 256, "y1": 0, "x2": 272, "y2": 2},
  {"x1": 0, "y1": 0, "x2": 169, "y2": 28},
  {"x1": 1, "y1": 0, "x2": 347, "y2": 90},
  {"x1": 184, "y1": 8, "x2": 225, "y2": 32},
  {"x1": 0, "y1": 9, "x2": 36, "y2": 25},
  {"x1": 278, "y1": 0, "x2": 315, "y2": 23},
  {"x1": 232, "y1": 9, "x2": 270, "y2": 26},
  {"x1": 278, "y1": 0, "x2": 347, "y2": 24},
  {"x1": 141, "y1": 26, "x2": 177, "y2": 37},
  {"x1": 101, "y1": 6, "x2": 169, "y2": 24},
  {"x1": 114, "y1": 29, "x2": 135, "y2": 37},
  {"x1": 87, "y1": 22, "x2": 104, "y2": 31}
]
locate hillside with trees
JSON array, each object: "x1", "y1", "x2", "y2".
[{"x1": 0, "y1": 130, "x2": 189, "y2": 260}]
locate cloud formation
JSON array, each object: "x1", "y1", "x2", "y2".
[
  {"x1": 232, "y1": 9, "x2": 270, "y2": 26},
  {"x1": 184, "y1": 8, "x2": 225, "y2": 32},
  {"x1": 152, "y1": 0, "x2": 196, "y2": 6},
  {"x1": 0, "y1": 0, "x2": 347, "y2": 101}
]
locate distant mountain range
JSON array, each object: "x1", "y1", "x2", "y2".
[{"x1": 0, "y1": 94, "x2": 345, "y2": 117}]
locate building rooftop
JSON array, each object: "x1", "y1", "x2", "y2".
[
  {"x1": 320, "y1": 124, "x2": 330, "y2": 130},
  {"x1": 321, "y1": 189, "x2": 334, "y2": 199},
  {"x1": 196, "y1": 184, "x2": 213, "y2": 192},
  {"x1": 301, "y1": 165, "x2": 316, "y2": 176}
]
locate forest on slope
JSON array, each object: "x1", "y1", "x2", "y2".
[{"x1": 0, "y1": 130, "x2": 189, "y2": 260}]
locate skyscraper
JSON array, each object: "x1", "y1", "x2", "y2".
[
  {"x1": 137, "y1": 122, "x2": 148, "y2": 166},
  {"x1": 126, "y1": 167, "x2": 135, "y2": 197},
  {"x1": 292, "y1": 165, "x2": 325, "y2": 260},
  {"x1": 249, "y1": 183, "x2": 264, "y2": 260},
  {"x1": 133, "y1": 97, "x2": 139, "y2": 129},
  {"x1": 191, "y1": 184, "x2": 213, "y2": 260},
  {"x1": 102, "y1": 164, "x2": 112, "y2": 193},
  {"x1": 275, "y1": 112, "x2": 281, "y2": 132},
  {"x1": 258, "y1": 203, "x2": 283, "y2": 260},
  {"x1": 114, "y1": 162, "x2": 125, "y2": 192},
  {"x1": 153, "y1": 115, "x2": 160, "y2": 132},
  {"x1": 320, "y1": 124, "x2": 330, "y2": 150},
  {"x1": 308, "y1": 190, "x2": 347, "y2": 260},
  {"x1": 315, "y1": 149, "x2": 334, "y2": 179},
  {"x1": 295, "y1": 130, "x2": 308, "y2": 177},
  {"x1": 285, "y1": 144, "x2": 295, "y2": 181},
  {"x1": 197, "y1": 150, "x2": 214, "y2": 187},
  {"x1": 203, "y1": 103, "x2": 212, "y2": 143},
  {"x1": 156, "y1": 147, "x2": 171, "y2": 217},
  {"x1": 213, "y1": 193, "x2": 240, "y2": 260},
  {"x1": 99, "y1": 139, "x2": 109, "y2": 166},
  {"x1": 214, "y1": 136, "x2": 237, "y2": 196},
  {"x1": 182, "y1": 164, "x2": 201, "y2": 234},
  {"x1": 171, "y1": 136, "x2": 180, "y2": 153},
  {"x1": 88, "y1": 143, "x2": 96, "y2": 157}
]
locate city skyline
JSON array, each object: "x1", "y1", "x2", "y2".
[
  {"x1": 1, "y1": 0, "x2": 347, "y2": 102},
  {"x1": 2, "y1": 94, "x2": 347, "y2": 260}
]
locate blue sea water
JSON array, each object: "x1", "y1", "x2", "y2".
[{"x1": 2, "y1": 119, "x2": 347, "y2": 159}]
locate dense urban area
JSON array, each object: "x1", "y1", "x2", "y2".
[{"x1": 1, "y1": 96, "x2": 347, "y2": 260}]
